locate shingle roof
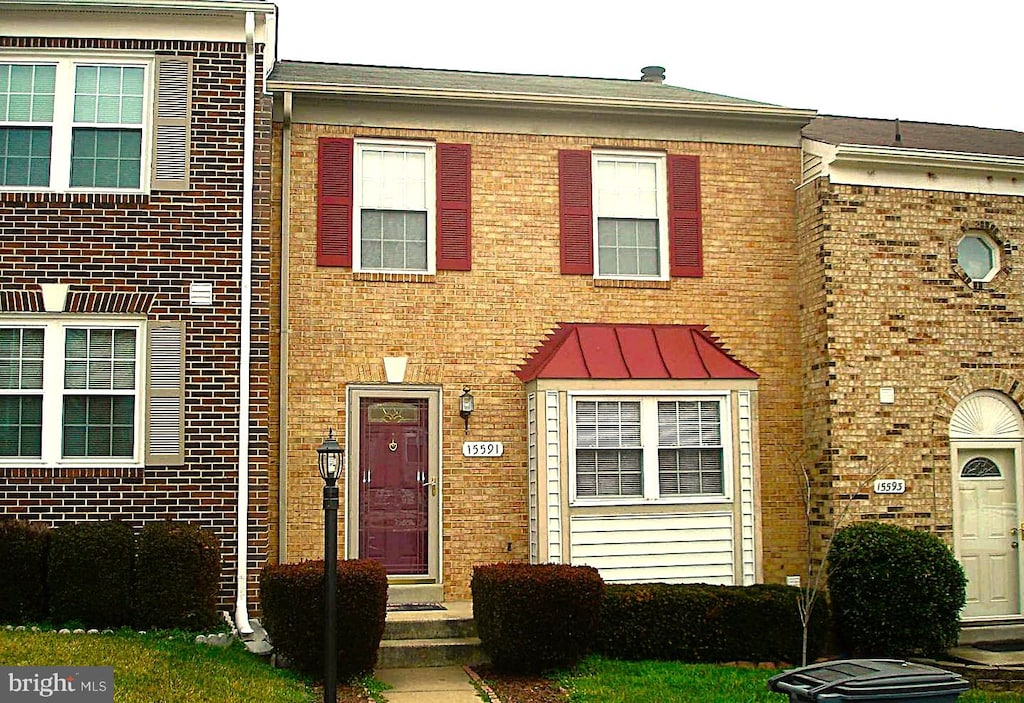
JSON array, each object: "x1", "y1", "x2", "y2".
[
  {"x1": 516, "y1": 323, "x2": 758, "y2": 382},
  {"x1": 804, "y1": 116, "x2": 1024, "y2": 158},
  {"x1": 268, "y1": 61, "x2": 776, "y2": 108}
]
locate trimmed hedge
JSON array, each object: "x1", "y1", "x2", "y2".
[
  {"x1": 260, "y1": 559, "x2": 388, "y2": 681},
  {"x1": 134, "y1": 521, "x2": 222, "y2": 631},
  {"x1": 48, "y1": 520, "x2": 134, "y2": 628},
  {"x1": 595, "y1": 582, "x2": 829, "y2": 664},
  {"x1": 828, "y1": 521, "x2": 966, "y2": 657},
  {"x1": 0, "y1": 520, "x2": 51, "y2": 624},
  {"x1": 472, "y1": 562, "x2": 605, "y2": 674}
]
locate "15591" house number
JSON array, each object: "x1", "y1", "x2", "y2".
[{"x1": 463, "y1": 442, "x2": 504, "y2": 457}]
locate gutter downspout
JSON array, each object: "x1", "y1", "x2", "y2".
[
  {"x1": 234, "y1": 8, "x2": 256, "y2": 636},
  {"x1": 278, "y1": 90, "x2": 292, "y2": 563}
]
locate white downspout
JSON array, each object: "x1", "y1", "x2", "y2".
[
  {"x1": 278, "y1": 90, "x2": 292, "y2": 563},
  {"x1": 234, "y1": 8, "x2": 256, "y2": 636}
]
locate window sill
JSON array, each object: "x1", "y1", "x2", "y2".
[
  {"x1": 0, "y1": 190, "x2": 148, "y2": 204},
  {"x1": 570, "y1": 495, "x2": 732, "y2": 508},
  {"x1": 0, "y1": 465, "x2": 145, "y2": 479},
  {"x1": 352, "y1": 271, "x2": 437, "y2": 284},
  {"x1": 593, "y1": 278, "x2": 672, "y2": 290}
]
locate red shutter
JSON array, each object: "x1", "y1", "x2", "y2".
[
  {"x1": 559, "y1": 149, "x2": 594, "y2": 275},
  {"x1": 436, "y1": 143, "x2": 472, "y2": 271},
  {"x1": 317, "y1": 137, "x2": 353, "y2": 267},
  {"x1": 667, "y1": 154, "x2": 702, "y2": 277}
]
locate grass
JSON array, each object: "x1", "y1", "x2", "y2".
[
  {"x1": 0, "y1": 629, "x2": 317, "y2": 703},
  {"x1": 559, "y1": 656, "x2": 1024, "y2": 703}
]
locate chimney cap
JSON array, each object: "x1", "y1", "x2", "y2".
[{"x1": 640, "y1": 66, "x2": 666, "y2": 83}]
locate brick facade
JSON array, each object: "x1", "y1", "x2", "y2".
[
  {"x1": 797, "y1": 177, "x2": 1024, "y2": 558},
  {"x1": 0, "y1": 34, "x2": 273, "y2": 611},
  {"x1": 271, "y1": 122, "x2": 810, "y2": 597}
]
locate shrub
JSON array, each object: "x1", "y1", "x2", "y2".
[
  {"x1": 828, "y1": 521, "x2": 966, "y2": 657},
  {"x1": 595, "y1": 582, "x2": 829, "y2": 664},
  {"x1": 472, "y1": 562, "x2": 605, "y2": 674},
  {"x1": 0, "y1": 519, "x2": 51, "y2": 624},
  {"x1": 48, "y1": 520, "x2": 134, "y2": 628},
  {"x1": 134, "y1": 521, "x2": 222, "y2": 631},
  {"x1": 260, "y1": 559, "x2": 388, "y2": 680}
]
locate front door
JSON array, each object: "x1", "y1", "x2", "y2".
[
  {"x1": 349, "y1": 389, "x2": 439, "y2": 580},
  {"x1": 956, "y1": 447, "x2": 1020, "y2": 618}
]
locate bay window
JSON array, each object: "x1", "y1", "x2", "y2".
[{"x1": 571, "y1": 394, "x2": 730, "y2": 503}]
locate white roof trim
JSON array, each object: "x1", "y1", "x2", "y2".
[
  {"x1": 832, "y1": 143, "x2": 1024, "y2": 174},
  {"x1": 0, "y1": 0, "x2": 274, "y2": 13}
]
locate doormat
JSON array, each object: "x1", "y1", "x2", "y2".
[
  {"x1": 387, "y1": 603, "x2": 446, "y2": 612},
  {"x1": 973, "y1": 641, "x2": 1024, "y2": 652}
]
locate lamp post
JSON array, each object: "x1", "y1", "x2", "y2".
[{"x1": 317, "y1": 428, "x2": 344, "y2": 703}]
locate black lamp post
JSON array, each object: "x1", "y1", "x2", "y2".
[{"x1": 317, "y1": 428, "x2": 344, "y2": 703}]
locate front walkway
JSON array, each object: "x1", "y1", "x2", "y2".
[{"x1": 376, "y1": 665, "x2": 483, "y2": 702}]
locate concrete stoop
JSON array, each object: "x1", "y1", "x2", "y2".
[{"x1": 377, "y1": 601, "x2": 488, "y2": 669}]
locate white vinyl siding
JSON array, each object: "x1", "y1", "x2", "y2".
[
  {"x1": 545, "y1": 390, "x2": 563, "y2": 563},
  {"x1": 570, "y1": 512, "x2": 735, "y2": 584},
  {"x1": 737, "y1": 390, "x2": 757, "y2": 585}
]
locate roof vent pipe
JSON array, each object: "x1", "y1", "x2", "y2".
[{"x1": 640, "y1": 65, "x2": 665, "y2": 83}]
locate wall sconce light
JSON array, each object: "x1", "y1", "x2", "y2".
[{"x1": 459, "y1": 387, "x2": 474, "y2": 434}]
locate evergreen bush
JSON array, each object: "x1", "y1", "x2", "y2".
[
  {"x1": 827, "y1": 521, "x2": 966, "y2": 656},
  {"x1": 48, "y1": 520, "x2": 134, "y2": 628},
  {"x1": 0, "y1": 519, "x2": 51, "y2": 624},
  {"x1": 135, "y1": 521, "x2": 222, "y2": 631}
]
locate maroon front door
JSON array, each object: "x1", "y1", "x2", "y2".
[{"x1": 358, "y1": 398, "x2": 430, "y2": 575}]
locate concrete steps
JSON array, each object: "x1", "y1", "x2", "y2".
[{"x1": 377, "y1": 601, "x2": 488, "y2": 669}]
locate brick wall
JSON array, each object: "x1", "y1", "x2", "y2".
[
  {"x1": 271, "y1": 123, "x2": 809, "y2": 597},
  {"x1": 0, "y1": 37, "x2": 273, "y2": 612},
  {"x1": 797, "y1": 178, "x2": 1024, "y2": 553}
]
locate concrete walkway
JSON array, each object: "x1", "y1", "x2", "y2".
[{"x1": 376, "y1": 665, "x2": 486, "y2": 702}]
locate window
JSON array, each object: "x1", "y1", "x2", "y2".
[
  {"x1": 957, "y1": 231, "x2": 1000, "y2": 283},
  {"x1": 558, "y1": 149, "x2": 701, "y2": 278},
  {"x1": 571, "y1": 394, "x2": 729, "y2": 502},
  {"x1": 594, "y1": 152, "x2": 667, "y2": 278},
  {"x1": 317, "y1": 138, "x2": 472, "y2": 271},
  {"x1": 354, "y1": 140, "x2": 435, "y2": 273},
  {"x1": 0, "y1": 55, "x2": 189, "y2": 192},
  {"x1": 0, "y1": 320, "x2": 144, "y2": 463}
]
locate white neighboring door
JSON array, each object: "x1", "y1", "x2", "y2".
[{"x1": 956, "y1": 447, "x2": 1020, "y2": 618}]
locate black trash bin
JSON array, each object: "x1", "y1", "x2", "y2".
[{"x1": 767, "y1": 659, "x2": 969, "y2": 702}]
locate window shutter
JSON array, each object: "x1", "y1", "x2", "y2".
[
  {"x1": 317, "y1": 137, "x2": 354, "y2": 267},
  {"x1": 152, "y1": 56, "x2": 192, "y2": 191},
  {"x1": 667, "y1": 154, "x2": 702, "y2": 277},
  {"x1": 436, "y1": 142, "x2": 472, "y2": 271},
  {"x1": 146, "y1": 322, "x2": 185, "y2": 466},
  {"x1": 559, "y1": 149, "x2": 594, "y2": 274}
]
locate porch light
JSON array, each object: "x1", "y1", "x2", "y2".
[
  {"x1": 316, "y1": 428, "x2": 344, "y2": 703},
  {"x1": 459, "y1": 387, "x2": 474, "y2": 434}
]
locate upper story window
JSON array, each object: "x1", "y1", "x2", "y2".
[
  {"x1": 559, "y1": 149, "x2": 702, "y2": 280},
  {"x1": 957, "y1": 231, "x2": 1000, "y2": 283},
  {"x1": 354, "y1": 140, "x2": 435, "y2": 273},
  {"x1": 0, "y1": 54, "x2": 192, "y2": 193},
  {"x1": 594, "y1": 152, "x2": 667, "y2": 279},
  {"x1": 316, "y1": 137, "x2": 472, "y2": 272},
  {"x1": 570, "y1": 394, "x2": 730, "y2": 504}
]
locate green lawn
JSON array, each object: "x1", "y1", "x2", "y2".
[
  {"x1": 560, "y1": 657, "x2": 1024, "y2": 703},
  {"x1": 0, "y1": 629, "x2": 317, "y2": 703}
]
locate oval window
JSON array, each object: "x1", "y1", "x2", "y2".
[{"x1": 961, "y1": 456, "x2": 1001, "y2": 478}]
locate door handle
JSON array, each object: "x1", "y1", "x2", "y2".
[
  {"x1": 422, "y1": 478, "x2": 437, "y2": 496},
  {"x1": 1013, "y1": 527, "x2": 1019, "y2": 536},
  {"x1": 1013, "y1": 541, "x2": 1019, "y2": 549}
]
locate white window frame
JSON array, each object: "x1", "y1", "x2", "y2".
[
  {"x1": 957, "y1": 230, "x2": 1001, "y2": 283},
  {"x1": 568, "y1": 390, "x2": 733, "y2": 506},
  {"x1": 352, "y1": 138, "x2": 436, "y2": 275},
  {"x1": 0, "y1": 316, "x2": 146, "y2": 467},
  {"x1": 592, "y1": 150, "x2": 670, "y2": 282},
  {"x1": 0, "y1": 52, "x2": 154, "y2": 194}
]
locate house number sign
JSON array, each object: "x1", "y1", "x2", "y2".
[
  {"x1": 873, "y1": 479, "x2": 906, "y2": 495},
  {"x1": 463, "y1": 442, "x2": 504, "y2": 457}
]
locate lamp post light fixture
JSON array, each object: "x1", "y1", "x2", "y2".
[
  {"x1": 459, "y1": 387, "x2": 474, "y2": 434},
  {"x1": 316, "y1": 428, "x2": 344, "y2": 703}
]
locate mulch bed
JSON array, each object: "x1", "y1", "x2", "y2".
[{"x1": 469, "y1": 665, "x2": 569, "y2": 703}]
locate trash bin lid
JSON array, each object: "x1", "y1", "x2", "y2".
[{"x1": 768, "y1": 659, "x2": 969, "y2": 699}]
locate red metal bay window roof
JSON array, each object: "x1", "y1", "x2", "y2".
[{"x1": 516, "y1": 323, "x2": 758, "y2": 381}]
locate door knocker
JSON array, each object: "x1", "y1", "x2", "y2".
[{"x1": 388, "y1": 438, "x2": 398, "y2": 452}]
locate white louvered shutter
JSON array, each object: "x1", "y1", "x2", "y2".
[
  {"x1": 146, "y1": 322, "x2": 185, "y2": 465},
  {"x1": 152, "y1": 56, "x2": 192, "y2": 191}
]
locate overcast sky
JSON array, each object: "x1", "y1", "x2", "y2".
[{"x1": 274, "y1": 0, "x2": 1024, "y2": 133}]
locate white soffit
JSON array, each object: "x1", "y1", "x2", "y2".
[{"x1": 803, "y1": 137, "x2": 1024, "y2": 196}]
